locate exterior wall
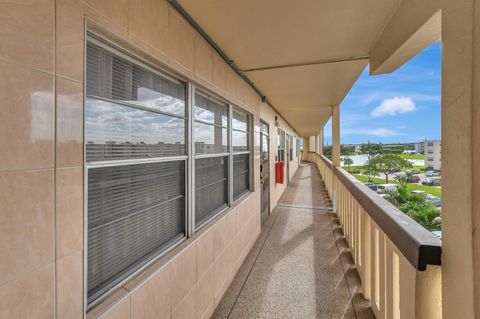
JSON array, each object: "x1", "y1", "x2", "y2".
[
  {"x1": 259, "y1": 103, "x2": 300, "y2": 211},
  {"x1": 424, "y1": 140, "x2": 441, "y2": 170},
  {"x1": 0, "y1": 1, "x2": 262, "y2": 318}
]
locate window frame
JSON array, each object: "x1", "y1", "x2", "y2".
[
  {"x1": 192, "y1": 88, "x2": 231, "y2": 230},
  {"x1": 289, "y1": 135, "x2": 294, "y2": 161},
  {"x1": 277, "y1": 128, "x2": 285, "y2": 162},
  {"x1": 84, "y1": 34, "x2": 254, "y2": 309},
  {"x1": 231, "y1": 106, "x2": 252, "y2": 202},
  {"x1": 85, "y1": 34, "x2": 190, "y2": 309}
]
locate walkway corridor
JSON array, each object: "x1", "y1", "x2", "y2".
[{"x1": 212, "y1": 162, "x2": 374, "y2": 319}]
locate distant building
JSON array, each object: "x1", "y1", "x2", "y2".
[
  {"x1": 424, "y1": 140, "x2": 441, "y2": 170},
  {"x1": 355, "y1": 145, "x2": 361, "y2": 153},
  {"x1": 415, "y1": 142, "x2": 425, "y2": 154}
]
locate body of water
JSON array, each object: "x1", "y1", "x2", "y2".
[{"x1": 341, "y1": 154, "x2": 424, "y2": 167}]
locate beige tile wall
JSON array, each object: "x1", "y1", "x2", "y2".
[
  {"x1": 96, "y1": 195, "x2": 261, "y2": 319},
  {"x1": 0, "y1": 0, "x2": 262, "y2": 318}
]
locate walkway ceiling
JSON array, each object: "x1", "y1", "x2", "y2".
[{"x1": 176, "y1": 0, "x2": 400, "y2": 136}]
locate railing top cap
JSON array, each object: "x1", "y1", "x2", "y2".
[{"x1": 316, "y1": 154, "x2": 441, "y2": 271}]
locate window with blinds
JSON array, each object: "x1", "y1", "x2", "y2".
[
  {"x1": 194, "y1": 91, "x2": 229, "y2": 227},
  {"x1": 289, "y1": 135, "x2": 294, "y2": 161},
  {"x1": 278, "y1": 129, "x2": 285, "y2": 162},
  {"x1": 195, "y1": 156, "x2": 228, "y2": 225},
  {"x1": 85, "y1": 35, "x2": 253, "y2": 305},
  {"x1": 232, "y1": 108, "x2": 251, "y2": 201},
  {"x1": 86, "y1": 37, "x2": 187, "y2": 304}
]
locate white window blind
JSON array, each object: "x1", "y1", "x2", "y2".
[
  {"x1": 86, "y1": 37, "x2": 187, "y2": 305},
  {"x1": 232, "y1": 108, "x2": 250, "y2": 200},
  {"x1": 194, "y1": 91, "x2": 229, "y2": 227}
]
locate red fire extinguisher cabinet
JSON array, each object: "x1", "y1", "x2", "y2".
[{"x1": 275, "y1": 162, "x2": 285, "y2": 184}]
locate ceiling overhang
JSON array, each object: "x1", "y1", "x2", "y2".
[{"x1": 174, "y1": 0, "x2": 401, "y2": 136}]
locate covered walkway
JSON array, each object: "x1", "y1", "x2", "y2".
[{"x1": 213, "y1": 162, "x2": 374, "y2": 319}]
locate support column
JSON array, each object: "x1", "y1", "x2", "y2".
[
  {"x1": 318, "y1": 130, "x2": 324, "y2": 155},
  {"x1": 302, "y1": 136, "x2": 309, "y2": 161},
  {"x1": 332, "y1": 105, "x2": 340, "y2": 166}
]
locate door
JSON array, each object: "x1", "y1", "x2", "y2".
[
  {"x1": 260, "y1": 121, "x2": 270, "y2": 224},
  {"x1": 286, "y1": 134, "x2": 290, "y2": 183}
]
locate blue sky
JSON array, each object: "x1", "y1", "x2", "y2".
[{"x1": 324, "y1": 42, "x2": 442, "y2": 145}]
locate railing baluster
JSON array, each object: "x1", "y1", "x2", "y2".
[{"x1": 309, "y1": 153, "x2": 441, "y2": 319}]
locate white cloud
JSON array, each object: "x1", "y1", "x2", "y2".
[
  {"x1": 339, "y1": 127, "x2": 403, "y2": 137},
  {"x1": 368, "y1": 128, "x2": 402, "y2": 137},
  {"x1": 371, "y1": 97, "x2": 416, "y2": 117}
]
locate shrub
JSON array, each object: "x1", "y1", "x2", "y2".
[{"x1": 384, "y1": 186, "x2": 441, "y2": 231}]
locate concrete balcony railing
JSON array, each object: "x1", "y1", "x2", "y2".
[{"x1": 310, "y1": 153, "x2": 442, "y2": 319}]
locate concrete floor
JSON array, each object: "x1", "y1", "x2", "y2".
[{"x1": 212, "y1": 162, "x2": 374, "y2": 319}]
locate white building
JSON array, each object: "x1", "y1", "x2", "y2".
[
  {"x1": 424, "y1": 140, "x2": 441, "y2": 170},
  {"x1": 415, "y1": 142, "x2": 425, "y2": 154}
]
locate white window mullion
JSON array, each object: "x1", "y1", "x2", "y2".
[{"x1": 228, "y1": 104, "x2": 234, "y2": 206}]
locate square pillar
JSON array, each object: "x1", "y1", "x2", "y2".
[
  {"x1": 318, "y1": 130, "x2": 324, "y2": 155},
  {"x1": 302, "y1": 136, "x2": 309, "y2": 161},
  {"x1": 332, "y1": 105, "x2": 340, "y2": 166}
]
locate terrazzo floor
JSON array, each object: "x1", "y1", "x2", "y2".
[{"x1": 212, "y1": 162, "x2": 374, "y2": 319}]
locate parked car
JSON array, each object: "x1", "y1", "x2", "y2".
[
  {"x1": 427, "y1": 195, "x2": 442, "y2": 207},
  {"x1": 407, "y1": 169, "x2": 421, "y2": 175},
  {"x1": 431, "y1": 178, "x2": 441, "y2": 186},
  {"x1": 387, "y1": 168, "x2": 401, "y2": 173},
  {"x1": 363, "y1": 182, "x2": 377, "y2": 191},
  {"x1": 425, "y1": 171, "x2": 435, "y2": 177},
  {"x1": 377, "y1": 184, "x2": 398, "y2": 194},
  {"x1": 431, "y1": 171, "x2": 441, "y2": 177},
  {"x1": 422, "y1": 178, "x2": 441, "y2": 186},
  {"x1": 408, "y1": 175, "x2": 420, "y2": 183}
]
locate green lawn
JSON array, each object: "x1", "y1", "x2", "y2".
[
  {"x1": 344, "y1": 165, "x2": 425, "y2": 173},
  {"x1": 399, "y1": 154, "x2": 425, "y2": 160},
  {"x1": 352, "y1": 174, "x2": 442, "y2": 197}
]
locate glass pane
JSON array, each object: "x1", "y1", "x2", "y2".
[
  {"x1": 260, "y1": 122, "x2": 269, "y2": 134},
  {"x1": 233, "y1": 153, "x2": 250, "y2": 201},
  {"x1": 195, "y1": 156, "x2": 228, "y2": 226},
  {"x1": 232, "y1": 110, "x2": 248, "y2": 131},
  {"x1": 86, "y1": 41, "x2": 185, "y2": 116},
  {"x1": 194, "y1": 92, "x2": 228, "y2": 127},
  {"x1": 233, "y1": 130, "x2": 248, "y2": 152},
  {"x1": 86, "y1": 98, "x2": 185, "y2": 161},
  {"x1": 87, "y1": 161, "x2": 185, "y2": 301},
  {"x1": 194, "y1": 122, "x2": 228, "y2": 154},
  {"x1": 277, "y1": 129, "x2": 284, "y2": 150}
]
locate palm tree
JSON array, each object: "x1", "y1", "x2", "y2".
[
  {"x1": 343, "y1": 157, "x2": 354, "y2": 171},
  {"x1": 384, "y1": 186, "x2": 441, "y2": 231},
  {"x1": 400, "y1": 202, "x2": 441, "y2": 231},
  {"x1": 394, "y1": 171, "x2": 414, "y2": 187},
  {"x1": 363, "y1": 163, "x2": 379, "y2": 182}
]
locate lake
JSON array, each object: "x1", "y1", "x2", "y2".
[{"x1": 341, "y1": 154, "x2": 424, "y2": 167}]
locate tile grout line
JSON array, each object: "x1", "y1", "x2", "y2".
[
  {"x1": 226, "y1": 209, "x2": 281, "y2": 319},
  {"x1": 53, "y1": 0, "x2": 58, "y2": 317},
  {"x1": 275, "y1": 203, "x2": 333, "y2": 211}
]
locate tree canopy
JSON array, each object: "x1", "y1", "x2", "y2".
[
  {"x1": 368, "y1": 154, "x2": 412, "y2": 183},
  {"x1": 360, "y1": 142, "x2": 382, "y2": 161},
  {"x1": 343, "y1": 157, "x2": 354, "y2": 170},
  {"x1": 384, "y1": 186, "x2": 441, "y2": 231}
]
